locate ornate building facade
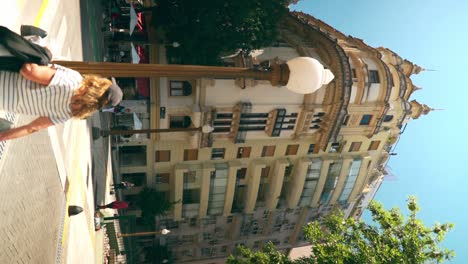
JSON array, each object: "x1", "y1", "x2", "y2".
[{"x1": 115, "y1": 11, "x2": 430, "y2": 263}]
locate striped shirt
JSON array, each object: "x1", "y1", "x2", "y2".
[{"x1": 0, "y1": 64, "x2": 82, "y2": 124}]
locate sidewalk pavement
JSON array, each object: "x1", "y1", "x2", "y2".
[
  {"x1": 0, "y1": 0, "x2": 115, "y2": 263},
  {"x1": 0, "y1": 115, "x2": 65, "y2": 263}
]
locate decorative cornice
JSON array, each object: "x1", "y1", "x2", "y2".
[
  {"x1": 290, "y1": 11, "x2": 394, "y2": 139},
  {"x1": 287, "y1": 13, "x2": 352, "y2": 150},
  {"x1": 371, "y1": 62, "x2": 394, "y2": 135}
]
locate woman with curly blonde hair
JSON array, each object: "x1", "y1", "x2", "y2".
[{"x1": 0, "y1": 62, "x2": 122, "y2": 141}]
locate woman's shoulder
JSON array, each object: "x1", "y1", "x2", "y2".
[
  {"x1": 49, "y1": 64, "x2": 83, "y2": 88},
  {"x1": 53, "y1": 64, "x2": 82, "y2": 79}
]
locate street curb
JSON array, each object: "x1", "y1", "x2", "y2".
[{"x1": 79, "y1": 0, "x2": 105, "y2": 62}]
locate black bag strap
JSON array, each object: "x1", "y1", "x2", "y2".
[{"x1": 0, "y1": 26, "x2": 52, "y2": 66}]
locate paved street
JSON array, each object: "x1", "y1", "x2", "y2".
[
  {"x1": 0, "y1": 115, "x2": 65, "y2": 263},
  {"x1": 0, "y1": 0, "x2": 110, "y2": 263}
]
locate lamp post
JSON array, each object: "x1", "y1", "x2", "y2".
[
  {"x1": 56, "y1": 57, "x2": 334, "y2": 94},
  {"x1": 58, "y1": 57, "x2": 334, "y2": 136},
  {"x1": 100, "y1": 124, "x2": 214, "y2": 137},
  {"x1": 118, "y1": 228, "x2": 171, "y2": 238}
]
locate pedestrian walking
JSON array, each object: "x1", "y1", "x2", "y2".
[
  {"x1": 101, "y1": 78, "x2": 129, "y2": 114},
  {"x1": 97, "y1": 201, "x2": 130, "y2": 210},
  {"x1": 101, "y1": 104, "x2": 129, "y2": 114},
  {"x1": 0, "y1": 26, "x2": 123, "y2": 141},
  {"x1": 111, "y1": 181, "x2": 135, "y2": 190}
]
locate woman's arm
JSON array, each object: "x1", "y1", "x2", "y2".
[
  {"x1": 0, "y1": 117, "x2": 54, "y2": 141},
  {"x1": 19, "y1": 63, "x2": 56, "y2": 85}
]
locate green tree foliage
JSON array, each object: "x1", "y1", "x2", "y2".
[
  {"x1": 147, "y1": 244, "x2": 174, "y2": 264},
  {"x1": 228, "y1": 197, "x2": 454, "y2": 264},
  {"x1": 136, "y1": 187, "x2": 175, "y2": 226},
  {"x1": 151, "y1": 0, "x2": 289, "y2": 65},
  {"x1": 227, "y1": 242, "x2": 293, "y2": 264}
]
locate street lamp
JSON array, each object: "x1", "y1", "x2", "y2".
[
  {"x1": 56, "y1": 57, "x2": 334, "y2": 93},
  {"x1": 285, "y1": 57, "x2": 334, "y2": 94},
  {"x1": 97, "y1": 124, "x2": 213, "y2": 138},
  {"x1": 57, "y1": 57, "x2": 334, "y2": 136},
  {"x1": 118, "y1": 228, "x2": 171, "y2": 238}
]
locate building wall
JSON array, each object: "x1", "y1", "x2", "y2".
[{"x1": 115, "y1": 12, "x2": 425, "y2": 263}]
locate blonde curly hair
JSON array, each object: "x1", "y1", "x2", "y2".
[{"x1": 71, "y1": 75, "x2": 112, "y2": 119}]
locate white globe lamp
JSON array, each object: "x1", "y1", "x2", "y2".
[
  {"x1": 285, "y1": 57, "x2": 335, "y2": 94},
  {"x1": 160, "y1": 228, "x2": 171, "y2": 235}
]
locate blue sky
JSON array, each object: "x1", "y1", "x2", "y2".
[{"x1": 292, "y1": 0, "x2": 468, "y2": 262}]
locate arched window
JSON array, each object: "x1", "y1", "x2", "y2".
[
  {"x1": 170, "y1": 81, "x2": 192, "y2": 96},
  {"x1": 383, "y1": 115, "x2": 394, "y2": 122},
  {"x1": 170, "y1": 116, "x2": 192, "y2": 128}
]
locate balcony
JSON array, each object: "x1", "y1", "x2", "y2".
[
  {"x1": 292, "y1": 110, "x2": 319, "y2": 140},
  {"x1": 230, "y1": 102, "x2": 252, "y2": 144},
  {"x1": 265, "y1": 108, "x2": 287, "y2": 137},
  {"x1": 200, "y1": 108, "x2": 216, "y2": 148}
]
